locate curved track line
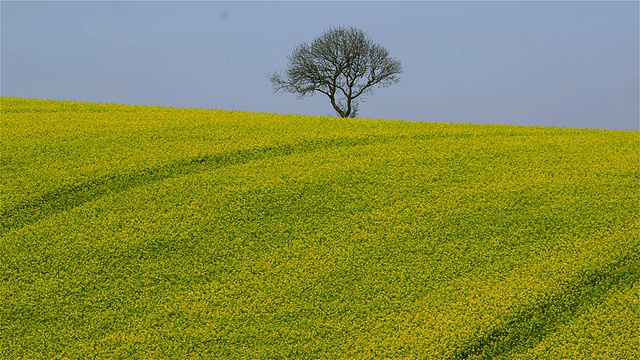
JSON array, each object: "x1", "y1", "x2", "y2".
[
  {"x1": 450, "y1": 248, "x2": 640, "y2": 359},
  {"x1": 0, "y1": 135, "x2": 392, "y2": 236}
]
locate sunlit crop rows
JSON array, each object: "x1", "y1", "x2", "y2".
[{"x1": 1, "y1": 97, "x2": 638, "y2": 358}]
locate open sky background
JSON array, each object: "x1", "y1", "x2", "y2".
[{"x1": 2, "y1": 1, "x2": 638, "y2": 130}]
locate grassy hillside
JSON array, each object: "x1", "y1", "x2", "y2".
[{"x1": 1, "y1": 96, "x2": 638, "y2": 359}]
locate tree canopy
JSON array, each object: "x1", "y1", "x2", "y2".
[{"x1": 270, "y1": 26, "x2": 403, "y2": 118}]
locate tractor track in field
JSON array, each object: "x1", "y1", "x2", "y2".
[
  {"x1": 0, "y1": 135, "x2": 394, "y2": 236},
  {"x1": 450, "y1": 247, "x2": 640, "y2": 359}
]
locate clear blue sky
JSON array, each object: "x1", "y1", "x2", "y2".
[{"x1": 2, "y1": 1, "x2": 638, "y2": 129}]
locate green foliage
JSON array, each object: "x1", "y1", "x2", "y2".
[{"x1": 1, "y1": 97, "x2": 638, "y2": 358}]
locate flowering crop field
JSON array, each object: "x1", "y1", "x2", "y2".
[{"x1": 1, "y1": 96, "x2": 638, "y2": 359}]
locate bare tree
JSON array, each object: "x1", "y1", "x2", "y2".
[{"x1": 270, "y1": 26, "x2": 402, "y2": 118}]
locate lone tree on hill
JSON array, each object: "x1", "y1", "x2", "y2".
[{"x1": 270, "y1": 26, "x2": 403, "y2": 118}]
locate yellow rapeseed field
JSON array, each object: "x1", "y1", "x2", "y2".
[{"x1": 1, "y1": 96, "x2": 638, "y2": 358}]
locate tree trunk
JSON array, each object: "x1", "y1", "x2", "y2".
[{"x1": 329, "y1": 95, "x2": 347, "y2": 117}]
